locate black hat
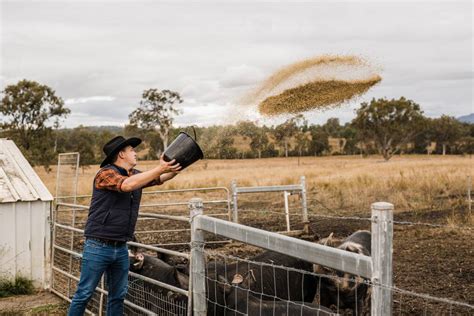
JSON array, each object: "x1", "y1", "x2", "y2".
[{"x1": 100, "y1": 136, "x2": 142, "y2": 167}]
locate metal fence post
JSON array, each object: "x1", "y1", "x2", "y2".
[
  {"x1": 189, "y1": 198, "x2": 207, "y2": 316},
  {"x1": 371, "y1": 202, "x2": 394, "y2": 316},
  {"x1": 284, "y1": 191, "x2": 291, "y2": 232},
  {"x1": 231, "y1": 180, "x2": 239, "y2": 223},
  {"x1": 300, "y1": 176, "x2": 309, "y2": 234}
]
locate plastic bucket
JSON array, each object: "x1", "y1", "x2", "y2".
[{"x1": 163, "y1": 130, "x2": 204, "y2": 170}]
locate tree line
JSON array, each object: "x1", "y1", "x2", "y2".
[{"x1": 1, "y1": 80, "x2": 473, "y2": 171}]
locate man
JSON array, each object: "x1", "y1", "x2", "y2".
[{"x1": 68, "y1": 136, "x2": 181, "y2": 316}]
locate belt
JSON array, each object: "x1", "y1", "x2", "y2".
[{"x1": 88, "y1": 237, "x2": 127, "y2": 247}]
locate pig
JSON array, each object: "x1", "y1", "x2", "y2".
[
  {"x1": 315, "y1": 230, "x2": 371, "y2": 315},
  {"x1": 221, "y1": 270, "x2": 338, "y2": 316},
  {"x1": 128, "y1": 251, "x2": 189, "y2": 302},
  {"x1": 206, "y1": 250, "x2": 318, "y2": 315}
]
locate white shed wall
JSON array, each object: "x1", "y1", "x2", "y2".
[{"x1": 0, "y1": 200, "x2": 51, "y2": 288}]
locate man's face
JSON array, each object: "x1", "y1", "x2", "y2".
[{"x1": 119, "y1": 145, "x2": 137, "y2": 167}]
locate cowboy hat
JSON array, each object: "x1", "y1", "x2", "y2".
[{"x1": 100, "y1": 136, "x2": 142, "y2": 167}]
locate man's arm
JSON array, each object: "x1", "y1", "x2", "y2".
[
  {"x1": 159, "y1": 172, "x2": 178, "y2": 184},
  {"x1": 143, "y1": 171, "x2": 179, "y2": 188},
  {"x1": 121, "y1": 156, "x2": 181, "y2": 192}
]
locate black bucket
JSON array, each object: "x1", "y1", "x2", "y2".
[{"x1": 163, "y1": 128, "x2": 204, "y2": 170}]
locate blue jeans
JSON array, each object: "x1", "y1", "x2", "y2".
[{"x1": 68, "y1": 239, "x2": 129, "y2": 316}]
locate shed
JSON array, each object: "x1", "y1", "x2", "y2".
[{"x1": 0, "y1": 139, "x2": 53, "y2": 288}]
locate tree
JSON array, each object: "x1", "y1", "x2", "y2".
[
  {"x1": 129, "y1": 89, "x2": 182, "y2": 154},
  {"x1": 431, "y1": 115, "x2": 464, "y2": 155},
  {"x1": 340, "y1": 124, "x2": 359, "y2": 155},
  {"x1": 322, "y1": 118, "x2": 343, "y2": 137},
  {"x1": 236, "y1": 121, "x2": 269, "y2": 159},
  {"x1": 411, "y1": 118, "x2": 435, "y2": 154},
  {"x1": 68, "y1": 127, "x2": 96, "y2": 172},
  {"x1": 308, "y1": 126, "x2": 329, "y2": 156},
  {"x1": 0, "y1": 79, "x2": 70, "y2": 168},
  {"x1": 213, "y1": 126, "x2": 237, "y2": 159},
  {"x1": 294, "y1": 131, "x2": 311, "y2": 157},
  {"x1": 293, "y1": 115, "x2": 310, "y2": 158},
  {"x1": 273, "y1": 117, "x2": 299, "y2": 157},
  {"x1": 459, "y1": 136, "x2": 474, "y2": 157},
  {"x1": 351, "y1": 97, "x2": 426, "y2": 161}
]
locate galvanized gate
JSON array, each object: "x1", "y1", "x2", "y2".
[{"x1": 51, "y1": 202, "x2": 191, "y2": 315}]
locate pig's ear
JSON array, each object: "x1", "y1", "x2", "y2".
[
  {"x1": 241, "y1": 270, "x2": 256, "y2": 289},
  {"x1": 231, "y1": 274, "x2": 243, "y2": 285},
  {"x1": 128, "y1": 249, "x2": 135, "y2": 258}
]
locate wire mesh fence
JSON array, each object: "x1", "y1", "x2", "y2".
[
  {"x1": 192, "y1": 239, "x2": 474, "y2": 315},
  {"x1": 202, "y1": 249, "x2": 364, "y2": 315},
  {"x1": 55, "y1": 152, "x2": 80, "y2": 205},
  {"x1": 51, "y1": 213, "x2": 191, "y2": 315}
]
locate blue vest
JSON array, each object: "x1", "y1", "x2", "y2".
[{"x1": 84, "y1": 164, "x2": 142, "y2": 241}]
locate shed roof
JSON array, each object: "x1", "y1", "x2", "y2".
[{"x1": 0, "y1": 139, "x2": 53, "y2": 203}]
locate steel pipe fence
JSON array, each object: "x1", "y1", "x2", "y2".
[
  {"x1": 189, "y1": 198, "x2": 393, "y2": 316},
  {"x1": 51, "y1": 220, "x2": 191, "y2": 315},
  {"x1": 56, "y1": 186, "x2": 231, "y2": 213},
  {"x1": 55, "y1": 186, "x2": 232, "y2": 248},
  {"x1": 188, "y1": 199, "x2": 474, "y2": 315},
  {"x1": 231, "y1": 176, "x2": 310, "y2": 234},
  {"x1": 50, "y1": 200, "x2": 474, "y2": 315},
  {"x1": 55, "y1": 177, "x2": 316, "y2": 247}
]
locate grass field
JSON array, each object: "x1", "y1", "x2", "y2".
[{"x1": 37, "y1": 155, "x2": 473, "y2": 219}]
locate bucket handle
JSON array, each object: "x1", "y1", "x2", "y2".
[{"x1": 189, "y1": 126, "x2": 198, "y2": 142}]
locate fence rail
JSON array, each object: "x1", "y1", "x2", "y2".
[
  {"x1": 231, "y1": 176, "x2": 309, "y2": 233},
  {"x1": 188, "y1": 197, "x2": 394, "y2": 316},
  {"x1": 51, "y1": 220, "x2": 191, "y2": 315}
]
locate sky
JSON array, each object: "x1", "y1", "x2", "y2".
[{"x1": 1, "y1": 0, "x2": 472, "y2": 128}]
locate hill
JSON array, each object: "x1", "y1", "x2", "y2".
[{"x1": 458, "y1": 113, "x2": 474, "y2": 123}]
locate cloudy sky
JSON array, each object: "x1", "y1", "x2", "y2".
[{"x1": 1, "y1": 0, "x2": 472, "y2": 128}]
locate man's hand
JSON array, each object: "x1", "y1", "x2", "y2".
[{"x1": 159, "y1": 155, "x2": 182, "y2": 173}]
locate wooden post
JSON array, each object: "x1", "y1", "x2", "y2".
[
  {"x1": 468, "y1": 175, "x2": 472, "y2": 214},
  {"x1": 300, "y1": 176, "x2": 309, "y2": 234},
  {"x1": 231, "y1": 180, "x2": 239, "y2": 223},
  {"x1": 189, "y1": 198, "x2": 207, "y2": 316},
  {"x1": 371, "y1": 202, "x2": 394, "y2": 316}
]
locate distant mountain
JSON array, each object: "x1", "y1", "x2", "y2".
[{"x1": 458, "y1": 113, "x2": 474, "y2": 123}]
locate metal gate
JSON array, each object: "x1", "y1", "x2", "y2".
[{"x1": 51, "y1": 202, "x2": 191, "y2": 315}]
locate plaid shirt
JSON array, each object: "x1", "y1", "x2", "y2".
[{"x1": 95, "y1": 167, "x2": 161, "y2": 192}]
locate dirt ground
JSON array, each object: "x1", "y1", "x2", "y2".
[
  {"x1": 0, "y1": 291, "x2": 67, "y2": 315},
  {"x1": 127, "y1": 201, "x2": 473, "y2": 315}
]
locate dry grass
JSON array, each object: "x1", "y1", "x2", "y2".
[{"x1": 36, "y1": 155, "x2": 472, "y2": 220}]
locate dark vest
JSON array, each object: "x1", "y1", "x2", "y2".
[{"x1": 84, "y1": 164, "x2": 142, "y2": 241}]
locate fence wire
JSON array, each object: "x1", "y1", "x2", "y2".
[
  {"x1": 307, "y1": 199, "x2": 474, "y2": 231},
  {"x1": 198, "y1": 234, "x2": 474, "y2": 316},
  {"x1": 51, "y1": 207, "x2": 190, "y2": 315},
  {"x1": 202, "y1": 249, "x2": 371, "y2": 316}
]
